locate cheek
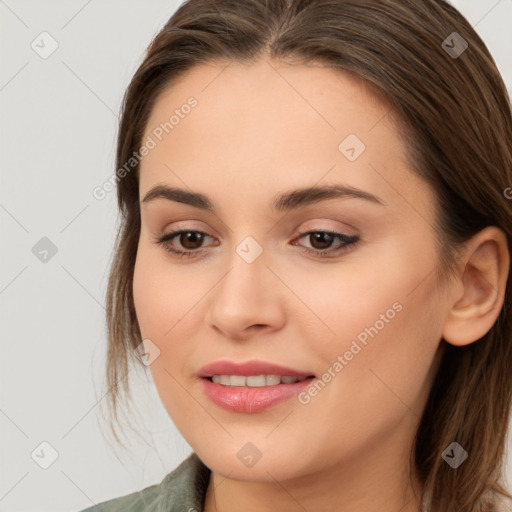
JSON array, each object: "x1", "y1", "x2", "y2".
[
  {"x1": 292, "y1": 239, "x2": 443, "y2": 416},
  {"x1": 133, "y1": 244, "x2": 201, "y2": 338},
  {"x1": 132, "y1": 245, "x2": 209, "y2": 413},
  {"x1": 292, "y1": 283, "x2": 442, "y2": 466}
]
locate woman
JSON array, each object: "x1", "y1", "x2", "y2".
[{"x1": 81, "y1": 0, "x2": 512, "y2": 511}]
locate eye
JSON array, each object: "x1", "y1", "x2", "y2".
[
  {"x1": 292, "y1": 230, "x2": 360, "y2": 258},
  {"x1": 154, "y1": 229, "x2": 360, "y2": 259},
  {"x1": 154, "y1": 229, "x2": 217, "y2": 258}
]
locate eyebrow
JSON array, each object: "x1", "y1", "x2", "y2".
[{"x1": 141, "y1": 183, "x2": 385, "y2": 211}]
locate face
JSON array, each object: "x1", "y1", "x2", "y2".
[{"x1": 133, "y1": 58, "x2": 448, "y2": 484}]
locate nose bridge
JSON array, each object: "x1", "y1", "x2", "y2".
[{"x1": 214, "y1": 237, "x2": 269, "y2": 312}]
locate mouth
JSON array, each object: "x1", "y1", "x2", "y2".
[
  {"x1": 200, "y1": 376, "x2": 315, "y2": 413},
  {"x1": 197, "y1": 360, "x2": 316, "y2": 412}
]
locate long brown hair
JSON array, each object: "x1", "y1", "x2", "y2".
[{"x1": 101, "y1": 1, "x2": 512, "y2": 510}]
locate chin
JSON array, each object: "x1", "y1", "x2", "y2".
[{"x1": 194, "y1": 442, "x2": 315, "y2": 483}]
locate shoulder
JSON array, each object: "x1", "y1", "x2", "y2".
[{"x1": 78, "y1": 452, "x2": 211, "y2": 512}]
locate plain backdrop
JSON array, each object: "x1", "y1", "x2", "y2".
[{"x1": 1, "y1": 1, "x2": 512, "y2": 511}]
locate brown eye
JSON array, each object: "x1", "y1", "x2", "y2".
[
  {"x1": 155, "y1": 229, "x2": 215, "y2": 258},
  {"x1": 179, "y1": 231, "x2": 206, "y2": 250},
  {"x1": 308, "y1": 232, "x2": 335, "y2": 250},
  {"x1": 293, "y1": 230, "x2": 360, "y2": 258}
]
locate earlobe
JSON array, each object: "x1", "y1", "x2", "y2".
[{"x1": 442, "y1": 226, "x2": 510, "y2": 347}]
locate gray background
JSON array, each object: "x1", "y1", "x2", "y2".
[{"x1": 1, "y1": 1, "x2": 511, "y2": 511}]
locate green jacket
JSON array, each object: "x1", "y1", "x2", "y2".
[{"x1": 79, "y1": 452, "x2": 211, "y2": 512}]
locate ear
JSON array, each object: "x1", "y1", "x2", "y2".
[{"x1": 442, "y1": 226, "x2": 510, "y2": 347}]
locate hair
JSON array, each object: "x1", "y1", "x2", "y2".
[{"x1": 100, "y1": 0, "x2": 512, "y2": 510}]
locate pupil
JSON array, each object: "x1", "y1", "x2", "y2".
[
  {"x1": 311, "y1": 232, "x2": 333, "y2": 250},
  {"x1": 181, "y1": 231, "x2": 203, "y2": 249}
]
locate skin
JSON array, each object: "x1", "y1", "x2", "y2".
[{"x1": 132, "y1": 58, "x2": 509, "y2": 512}]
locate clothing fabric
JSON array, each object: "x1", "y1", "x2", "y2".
[{"x1": 79, "y1": 452, "x2": 211, "y2": 512}]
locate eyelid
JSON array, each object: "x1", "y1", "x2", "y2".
[
  {"x1": 294, "y1": 218, "x2": 358, "y2": 234},
  {"x1": 157, "y1": 221, "x2": 355, "y2": 243}
]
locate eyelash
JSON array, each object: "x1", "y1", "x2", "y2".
[{"x1": 154, "y1": 229, "x2": 360, "y2": 259}]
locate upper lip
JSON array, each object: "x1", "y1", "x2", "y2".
[{"x1": 198, "y1": 360, "x2": 315, "y2": 378}]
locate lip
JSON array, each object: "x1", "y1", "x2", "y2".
[
  {"x1": 197, "y1": 359, "x2": 316, "y2": 413},
  {"x1": 199, "y1": 375, "x2": 315, "y2": 413},
  {"x1": 197, "y1": 359, "x2": 315, "y2": 378}
]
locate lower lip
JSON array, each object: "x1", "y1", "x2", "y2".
[{"x1": 200, "y1": 377, "x2": 315, "y2": 413}]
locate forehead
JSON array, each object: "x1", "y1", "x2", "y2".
[
  {"x1": 138, "y1": 58, "x2": 431, "y2": 217},
  {"x1": 144, "y1": 58, "x2": 393, "y2": 149}
]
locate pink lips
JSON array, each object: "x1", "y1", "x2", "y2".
[{"x1": 197, "y1": 359, "x2": 316, "y2": 413}]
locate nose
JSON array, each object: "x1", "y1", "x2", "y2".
[{"x1": 205, "y1": 248, "x2": 287, "y2": 340}]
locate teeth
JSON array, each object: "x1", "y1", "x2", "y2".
[
  {"x1": 281, "y1": 376, "x2": 300, "y2": 383},
  {"x1": 247, "y1": 375, "x2": 267, "y2": 386},
  {"x1": 262, "y1": 375, "x2": 280, "y2": 386},
  {"x1": 230, "y1": 375, "x2": 246, "y2": 387},
  {"x1": 210, "y1": 374, "x2": 309, "y2": 386}
]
